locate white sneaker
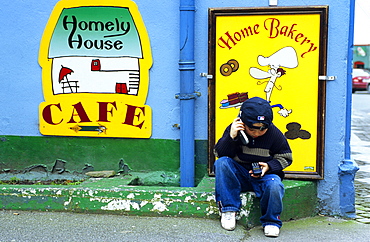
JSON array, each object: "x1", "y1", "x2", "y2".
[
  {"x1": 264, "y1": 225, "x2": 280, "y2": 237},
  {"x1": 220, "y1": 212, "x2": 236, "y2": 231}
]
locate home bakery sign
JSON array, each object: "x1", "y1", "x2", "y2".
[
  {"x1": 208, "y1": 7, "x2": 329, "y2": 179},
  {"x1": 38, "y1": 0, "x2": 152, "y2": 138}
]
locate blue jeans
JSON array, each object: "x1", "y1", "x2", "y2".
[{"x1": 214, "y1": 156, "x2": 284, "y2": 228}]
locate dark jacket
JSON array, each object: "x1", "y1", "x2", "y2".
[{"x1": 214, "y1": 123, "x2": 292, "y2": 179}]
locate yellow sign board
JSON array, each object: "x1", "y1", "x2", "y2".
[
  {"x1": 39, "y1": 0, "x2": 152, "y2": 138},
  {"x1": 208, "y1": 7, "x2": 328, "y2": 179}
]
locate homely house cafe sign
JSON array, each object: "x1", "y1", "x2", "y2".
[{"x1": 39, "y1": 0, "x2": 152, "y2": 138}]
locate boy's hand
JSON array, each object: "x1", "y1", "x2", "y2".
[
  {"x1": 230, "y1": 117, "x2": 245, "y2": 139},
  {"x1": 249, "y1": 162, "x2": 269, "y2": 178}
]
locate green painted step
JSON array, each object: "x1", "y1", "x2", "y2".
[{"x1": 0, "y1": 176, "x2": 317, "y2": 228}]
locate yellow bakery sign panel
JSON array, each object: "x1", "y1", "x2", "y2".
[
  {"x1": 210, "y1": 7, "x2": 328, "y2": 178},
  {"x1": 39, "y1": 0, "x2": 152, "y2": 138}
]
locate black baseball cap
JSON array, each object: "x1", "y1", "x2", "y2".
[{"x1": 240, "y1": 97, "x2": 273, "y2": 129}]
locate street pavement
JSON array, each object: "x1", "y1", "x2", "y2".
[
  {"x1": 1, "y1": 93, "x2": 370, "y2": 241},
  {"x1": 0, "y1": 209, "x2": 369, "y2": 241},
  {"x1": 352, "y1": 92, "x2": 370, "y2": 224}
]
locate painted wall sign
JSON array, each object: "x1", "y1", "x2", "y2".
[
  {"x1": 39, "y1": 0, "x2": 152, "y2": 138},
  {"x1": 208, "y1": 7, "x2": 328, "y2": 179}
]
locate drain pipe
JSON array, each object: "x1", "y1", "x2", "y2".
[
  {"x1": 176, "y1": 0, "x2": 197, "y2": 187},
  {"x1": 344, "y1": 0, "x2": 355, "y2": 160},
  {"x1": 338, "y1": 0, "x2": 359, "y2": 218}
]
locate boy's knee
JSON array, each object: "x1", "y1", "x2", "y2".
[
  {"x1": 265, "y1": 177, "x2": 284, "y2": 192},
  {"x1": 214, "y1": 157, "x2": 233, "y2": 172}
]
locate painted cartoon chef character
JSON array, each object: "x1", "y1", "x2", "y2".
[{"x1": 249, "y1": 46, "x2": 298, "y2": 117}]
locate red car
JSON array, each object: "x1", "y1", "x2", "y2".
[{"x1": 352, "y1": 69, "x2": 370, "y2": 93}]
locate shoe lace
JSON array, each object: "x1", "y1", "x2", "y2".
[{"x1": 223, "y1": 212, "x2": 235, "y2": 220}]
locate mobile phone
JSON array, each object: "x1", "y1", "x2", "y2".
[
  {"x1": 238, "y1": 111, "x2": 249, "y2": 145},
  {"x1": 252, "y1": 162, "x2": 262, "y2": 175},
  {"x1": 239, "y1": 130, "x2": 249, "y2": 145}
]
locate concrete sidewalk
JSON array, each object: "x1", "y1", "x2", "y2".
[
  {"x1": 247, "y1": 215, "x2": 370, "y2": 241},
  {"x1": 0, "y1": 210, "x2": 369, "y2": 241}
]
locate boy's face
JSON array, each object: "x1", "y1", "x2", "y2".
[{"x1": 244, "y1": 123, "x2": 268, "y2": 138}]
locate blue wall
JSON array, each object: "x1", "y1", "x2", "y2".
[{"x1": 0, "y1": 0, "x2": 353, "y2": 216}]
